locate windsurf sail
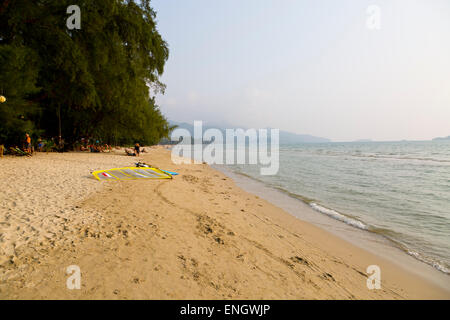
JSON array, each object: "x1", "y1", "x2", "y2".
[
  {"x1": 133, "y1": 161, "x2": 179, "y2": 176},
  {"x1": 92, "y1": 167, "x2": 173, "y2": 181}
]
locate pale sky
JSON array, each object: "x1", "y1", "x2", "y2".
[{"x1": 152, "y1": 0, "x2": 450, "y2": 142}]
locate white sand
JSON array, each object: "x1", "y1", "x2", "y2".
[
  {"x1": 1, "y1": 148, "x2": 448, "y2": 299},
  {"x1": 0, "y1": 151, "x2": 136, "y2": 271}
]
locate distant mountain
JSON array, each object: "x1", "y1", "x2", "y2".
[
  {"x1": 165, "y1": 121, "x2": 331, "y2": 144},
  {"x1": 432, "y1": 136, "x2": 450, "y2": 141},
  {"x1": 278, "y1": 130, "x2": 330, "y2": 144},
  {"x1": 353, "y1": 139, "x2": 373, "y2": 142}
]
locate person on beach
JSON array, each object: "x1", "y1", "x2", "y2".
[
  {"x1": 25, "y1": 133, "x2": 32, "y2": 153},
  {"x1": 134, "y1": 143, "x2": 140, "y2": 157},
  {"x1": 37, "y1": 138, "x2": 44, "y2": 152}
]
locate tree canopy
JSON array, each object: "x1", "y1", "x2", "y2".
[{"x1": 0, "y1": 0, "x2": 171, "y2": 147}]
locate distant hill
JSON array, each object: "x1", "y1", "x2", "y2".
[
  {"x1": 432, "y1": 136, "x2": 450, "y2": 141},
  {"x1": 165, "y1": 121, "x2": 331, "y2": 144},
  {"x1": 278, "y1": 130, "x2": 330, "y2": 144}
]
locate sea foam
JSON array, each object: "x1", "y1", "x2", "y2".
[{"x1": 309, "y1": 203, "x2": 368, "y2": 230}]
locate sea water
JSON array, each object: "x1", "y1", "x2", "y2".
[{"x1": 224, "y1": 140, "x2": 450, "y2": 275}]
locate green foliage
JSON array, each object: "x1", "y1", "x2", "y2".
[
  {"x1": 0, "y1": 44, "x2": 40, "y2": 145},
  {"x1": 0, "y1": 0, "x2": 170, "y2": 147}
]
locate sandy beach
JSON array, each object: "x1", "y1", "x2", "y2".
[{"x1": 0, "y1": 147, "x2": 449, "y2": 299}]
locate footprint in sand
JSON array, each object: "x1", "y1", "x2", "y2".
[{"x1": 182, "y1": 175, "x2": 199, "y2": 183}]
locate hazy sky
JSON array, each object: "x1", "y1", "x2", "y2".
[{"x1": 151, "y1": 0, "x2": 450, "y2": 141}]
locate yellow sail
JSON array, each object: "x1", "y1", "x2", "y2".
[{"x1": 92, "y1": 167, "x2": 173, "y2": 181}]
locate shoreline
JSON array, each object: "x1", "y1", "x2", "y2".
[
  {"x1": 1, "y1": 148, "x2": 449, "y2": 299},
  {"x1": 215, "y1": 165, "x2": 450, "y2": 292}
]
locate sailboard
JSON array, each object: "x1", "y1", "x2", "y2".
[
  {"x1": 92, "y1": 167, "x2": 173, "y2": 181},
  {"x1": 161, "y1": 170, "x2": 178, "y2": 176}
]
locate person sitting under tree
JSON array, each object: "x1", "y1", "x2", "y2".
[{"x1": 134, "y1": 143, "x2": 140, "y2": 157}]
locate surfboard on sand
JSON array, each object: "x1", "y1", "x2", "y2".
[{"x1": 161, "y1": 170, "x2": 179, "y2": 176}]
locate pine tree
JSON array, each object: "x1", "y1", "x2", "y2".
[{"x1": 0, "y1": 0, "x2": 170, "y2": 147}]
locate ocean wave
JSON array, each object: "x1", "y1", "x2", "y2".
[
  {"x1": 309, "y1": 203, "x2": 450, "y2": 275},
  {"x1": 406, "y1": 250, "x2": 450, "y2": 275},
  {"x1": 309, "y1": 203, "x2": 368, "y2": 230},
  {"x1": 370, "y1": 228, "x2": 450, "y2": 275}
]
